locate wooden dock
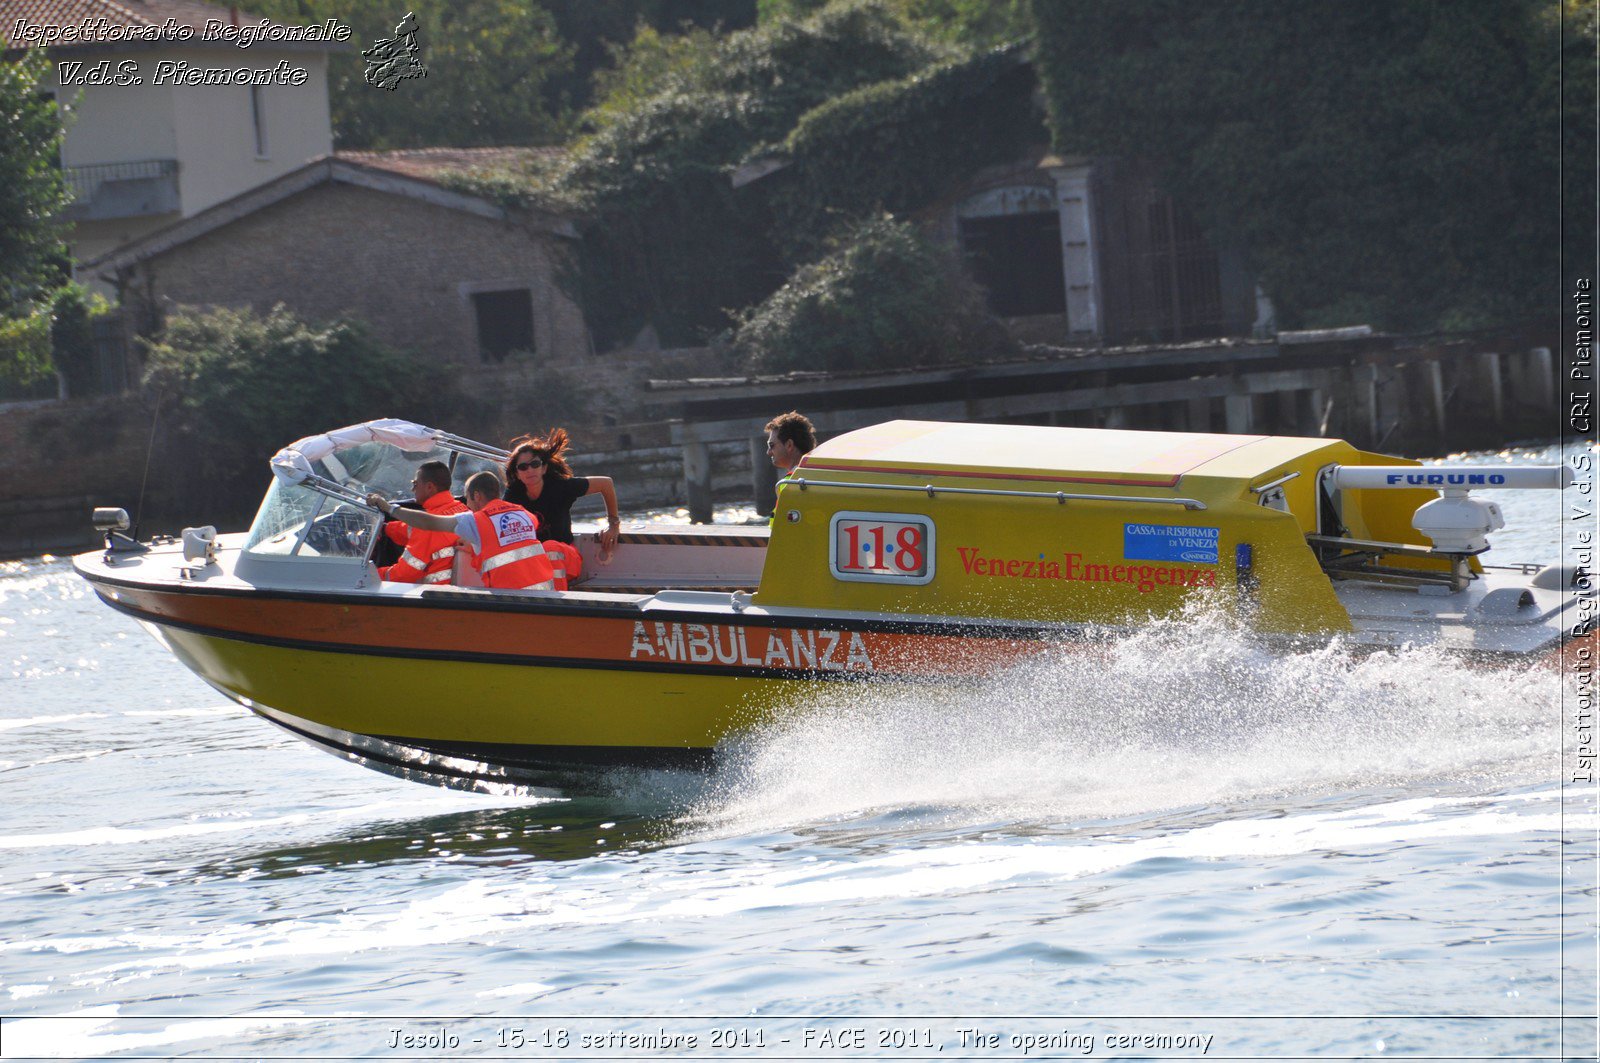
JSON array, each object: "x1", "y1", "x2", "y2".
[{"x1": 648, "y1": 328, "x2": 1559, "y2": 521}]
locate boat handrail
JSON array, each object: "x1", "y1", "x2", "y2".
[
  {"x1": 296, "y1": 473, "x2": 384, "y2": 514},
  {"x1": 431, "y1": 431, "x2": 511, "y2": 464},
  {"x1": 778, "y1": 477, "x2": 1207, "y2": 510},
  {"x1": 1250, "y1": 471, "x2": 1301, "y2": 494}
]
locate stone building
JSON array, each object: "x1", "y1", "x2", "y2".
[
  {"x1": 2, "y1": 0, "x2": 341, "y2": 287},
  {"x1": 88, "y1": 148, "x2": 590, "y2": 365}
]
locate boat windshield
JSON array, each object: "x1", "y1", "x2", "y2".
[{"x1": 244, "y1": 441, "x2": 500, "y2": 559}]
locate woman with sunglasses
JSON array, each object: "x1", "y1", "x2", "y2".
[{"x1": 502, "y1": 428, "x2": 620, "y2": 562}]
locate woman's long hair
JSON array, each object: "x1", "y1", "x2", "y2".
[{"x1": 504, "y1": 428, "x2": 574, "y2": 490}]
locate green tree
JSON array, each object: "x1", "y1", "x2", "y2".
[
  {"x1": 761, "y1": 0, "x2": 1028, "y2": 48},
  {"x1": 240, "y1": 0, "x2": 758, "y2": 149},
  {"x1": 1029, "y1": 0, "x2": 1567, "y2": 332},
  {"x1": 731, "y1": 216, "x2": 1012, "y2": 372},
  {"x1": 540, "y1": 0, "x2": 756, "y2": 117},
  {"x1": 0, "y1": 305, "x2": 55, "y2": 401},
  {"x1": 1559, "y1": 1, "x2": 1598, "y2": 295},
  {"x1": 142, "y1": 304, "x2": 437, "y2": 520},
  {"x1": 556, "y1": 1, "x2": 957, "y2": 347},
  {"x1": 50, "y1": 282, "x2": 96, "y2": 398},
  {"x1": 243, "y1": 0, "x2": 576, "y2": 148},
  {"x1": 0, "y1": 52, "x2": 70, "y2": 316}
]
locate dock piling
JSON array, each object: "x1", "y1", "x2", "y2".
[{"x1": 684, "y1": 442, "x2": 713, "y2": 523}]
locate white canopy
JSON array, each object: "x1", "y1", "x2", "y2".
[{"x1": 269, "y1": 418, "x2": 448, "y2": 487}]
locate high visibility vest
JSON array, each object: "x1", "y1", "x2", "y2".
[
  {"x1": 379, "y1": 492, "x2": 467, "y2": 585},
  {"x1": 543, "y1": 540, "x2": 583, "y2": 590},
  {"x1": 472, "y1": 499, "x2": 556, "y2": 590}
]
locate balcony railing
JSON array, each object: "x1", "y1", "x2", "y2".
[{"x1": 63, "y1": 159, "x2": 180, "y2": 221}]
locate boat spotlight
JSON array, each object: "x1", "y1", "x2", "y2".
[
  {"x1": 92, "y1": 507, "x2": 130, "y2": 533},
  {"x1": 182, "y1": 525, "x2": 218, "y2": 565},
  {"x1": 93, "y1": 505, "x2": 146, "y2": 561}
]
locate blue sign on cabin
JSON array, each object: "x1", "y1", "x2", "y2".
[{"x1": 1123, "y1": 523, "x2": 1221, "y2": 565}]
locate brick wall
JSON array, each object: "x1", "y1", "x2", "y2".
[
  {"x1": 0, "y1": 394, "x2": 169, "y2": 557},
  {"x1": 119, "y1": 182, "x2": 590, "y2": 366}
]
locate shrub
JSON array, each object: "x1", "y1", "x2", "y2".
[
  {"x1": 556, "y1": 1, "x2": 955, "y2": 348},
  {"x1": 51, "y1": 284, "x2": 98, "y2": 398},
  {"x1": 141, "y1": 304, "x2": 438, "y2": 521},
  {"x1": 0, "y1": 305, "x2": 55, "y2": 401},
  {"x1": 731, "y1": 215, "x2": 1013, "y2": 373}
]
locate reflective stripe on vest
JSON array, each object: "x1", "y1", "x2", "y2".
[
  {"x1": 421, "y1": 569, "x2": 452, "y2": 584},
  {"x1": 480, "y1": 542, "x2": 546, "y2": 574},
  {"x1": 472, "y1": 500, "x2": 556, "y2": 589},
  {"x1": 545, "y1": 544, "x2": 568, "y2": 589},
  {"x1": 396, "y1": 549, "x2": 427, "y2": 572}
]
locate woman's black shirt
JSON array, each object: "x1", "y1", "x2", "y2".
[{"x1": 504, "y1": 475, "x2": 589, "y2": 544}]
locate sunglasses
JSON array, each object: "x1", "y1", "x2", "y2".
[{"x1": 515, "y1": 457, "x2": 546, "y2": 471}]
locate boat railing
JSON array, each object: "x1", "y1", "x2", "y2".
[
  {"x1": 433, "y1": 431, "x2": 511, "y2": 465},
  {"x1": 295, "y1": 473, "x2": 378, "y2": 511},
  {"x1": 778, "y1": 477, "x2": 1207, "y2": 510}
]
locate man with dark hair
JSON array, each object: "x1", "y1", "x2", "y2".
[
  {"x1": 367, "y1": 470, "x2": 555, "y2": 590},
  {"x1": 378, "y1": 459, "x2": 465, "y2": 585},
  {"x1": 764, "y1": 410, "x2": 817, "y2": 479}
]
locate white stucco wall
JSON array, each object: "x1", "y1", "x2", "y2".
[
  {"x1": 53, "y1": 45, "x2": 333, "y2": 214},
  {"x1": 55, "y1": 67, "x2": 178, "y2": 165},
  {"x1": 167, "y1": 48, "x2": 332, "y2": 213},
  {"x1": 55, "y1": 43, "x2": 334, "y2": 291}
]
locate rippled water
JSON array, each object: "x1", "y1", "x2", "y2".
[{"x1": 0, "y1": 442, "x2": 1593, "y2": 1060}]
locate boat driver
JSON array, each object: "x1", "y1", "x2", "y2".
[
  {"x1": 377, "y1": 460, "x2": 465, "y2": 585},
  {"x1": 368, "y1": 471, "x2": 557, "y2": 591}
]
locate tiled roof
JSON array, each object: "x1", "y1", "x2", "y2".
[
  {"x1": 2, "y1": 0, "x2": 334, "y2": 50},
  {"x1": 335, "y1": 147, "x2": 563, "y2": 184}
]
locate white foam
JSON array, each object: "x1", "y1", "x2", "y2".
[
  {"x1": 122, "y1": 706, "x2": 235, "y2": 719},
  {"x1": 1, "y1": 1009, "x2": 315, "y2": 1059},
  {"x1": 0, "y1": 713, "x2": 108, "y2": 733},
  {"x1": 477, "y1": 981, "x2": 557, "y2": 998},
  {"x1": 0, "y1": 792, "x2": 555, "y2": 850},
  {"x1": 689, "y1": 607, "x2": 1569, "y2": 835}
]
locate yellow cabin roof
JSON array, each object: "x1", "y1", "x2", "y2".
[{"x1": 803, "y1": 420, "x2": 1342, "y2": 487}]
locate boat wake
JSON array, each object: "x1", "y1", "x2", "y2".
[{"x1": 685, "y1": 604, "x2": 1564, "y2": 837}]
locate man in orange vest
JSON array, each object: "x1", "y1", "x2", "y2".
[
  {"x1": 367, "y1": 471, "x2": 556, "y2": 590},
  {"x1": 378, "y1": 460, "x2": 465, "y2": 585},
  {"x1": 543, "y1": 540, "x2": 583, "y2": 590}
]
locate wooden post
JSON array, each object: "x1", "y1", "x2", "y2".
[
  {"x1": 1224, "y1": 394, "x2": 1253, "y2": 434},
  {"x1": 751, "y1": 435, "x2": 776, "y2": 517},
  {"x1": 1307, "y1": 388, "x2": 1328, "y2": 436},
  {"x1": 1523, "y1": 346, "x2": 1556, "y2": 412},
  {"x1": 1349, "y1": 364, "x2": 1379, "y2": 447},
  {"x1": 1186, "y1": 397, "x2": 1211, "y2": 433},
  {"x1": 683, "y1": 442, "x2": 712, "y2": 524},
  {"x1": 1102, "y1": 406, "x2": 1128, "y2": 429},
  {"x1": 1419, "y1": 360, "x2": 1447, "y2": 438},
  {"x1": 1473, "y1": 351, "x2": 1504, "y2": 426}
]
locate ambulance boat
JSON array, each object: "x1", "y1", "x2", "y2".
[{"x1": 74, "y1": 418, "x2": 1587, "y2": 792}]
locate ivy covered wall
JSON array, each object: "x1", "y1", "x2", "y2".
[{"x1": 1029, "y1": 0, "x2": 1589, "y2": 333}]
